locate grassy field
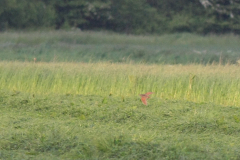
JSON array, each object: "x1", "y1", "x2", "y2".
[
  {"x1": 1, "y1": 62, "x2": 240, "y2": 106},
  {"x1": 0, "y1": 31, "x2": 240, "y2": 64},
  {"x1": 1, "y1": 31, "x2": 240, "y2": 159},
  {"x1": 1, "y1": 90, "x2": 240, "y2": 159},
  {"x1": 1, "y1": 62, "x2": 240, "y2": 159}
]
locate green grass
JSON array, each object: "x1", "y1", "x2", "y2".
[
  {"x1": 1, "y1": 62, "x2": 240, "y2": 159},
  {"x1": 0, "y1": 31, "x2": 240, "y2": 64},
  {"x1": 1, "y1": 90, "x2": 240, "y2": 159},
  {"x1": 1, "y1": 31, "x2": 240, "y2": 159},
  {"x1": 1, "y1": 62, "x2": 240, "y2": 106}
]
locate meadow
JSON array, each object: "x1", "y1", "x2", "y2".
[
  {"x1": 1, "y1": 31, "x2": 240, "y2": 159},
  {"x1": 1, "y1": 31, "x2": 240, "y2": 64}
]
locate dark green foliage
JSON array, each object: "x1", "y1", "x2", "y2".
[
  {"x1": 54, "y1": 0, "x2": 87, "y2": 29},
  {"x1": 109, "y1": 0, "x2": 158, "y2": 34},
  {"x1": 0, "y1": 0, "x2": 55, "y2": 31},
  {"x1": 199, "y1": 0, "x2": 240, "y2": 34},
  {"x1": 147, "y1": 0, "x2": 208, "y2": 34},
  {"x1": 1, "y1": 0, "x2": 240, "y2": 34}
]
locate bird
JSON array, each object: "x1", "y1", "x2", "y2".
[{"x1": 139, "y1": 92, "x2": 153, "y2": 105}]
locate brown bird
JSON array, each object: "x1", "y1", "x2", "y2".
[{"x1": 139, "y1": 92, "x2": 154, "y2": 105}]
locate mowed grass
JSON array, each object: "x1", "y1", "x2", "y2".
[
  {"x1": 1, "y1": 62, "x2": 240, "y2": 159},
  {"x1": 1, "y1": 90, "x2": 240, "y2": 159}
]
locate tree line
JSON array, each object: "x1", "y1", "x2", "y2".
[{"x1": 0, "y1": 0, "x2": 240, "y2": 34}]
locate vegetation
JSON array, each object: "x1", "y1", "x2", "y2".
[
  {"x1": 1, "y1": 31, "x2": 240, "y2": 64},
  {"x1": 1, "y1": 61, "x2": 240, "y2": 106},
  {"x1": 1, "y1": 31, "x2": 240, "y2": 159},
  {"x1": 1, "y1": 0, "x2": 240, "y2": 34},
  {"x1": 1, "y1": 62, "x2": 240, "y2": 159}
]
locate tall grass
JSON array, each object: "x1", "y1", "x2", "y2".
[
  {"x1": 1, "y1": 61, "x2": 240, "y2": 106},
  {"x1": 0, "y1": 31, "x2": 240, "y2": 64}
]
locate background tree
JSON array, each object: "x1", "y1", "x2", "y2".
[
  {"x1": 0, "y1": 0, "x2": 55, "y2": 31},
  {"x1": 54, "y1": 0, "x2": 111, "y2": 30},
  {"x1": 147, "y1": 0, "x2": 207, "y2": 33},
  {"x1": 109, "y1": 0, "x2": 158, "y2": 34},
  {"x1": 200, "y1": 0, "x2": 240, "y2": 33},
  {"x1": 1, "y1": 0, "x2": 240, "y2": 34}
]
